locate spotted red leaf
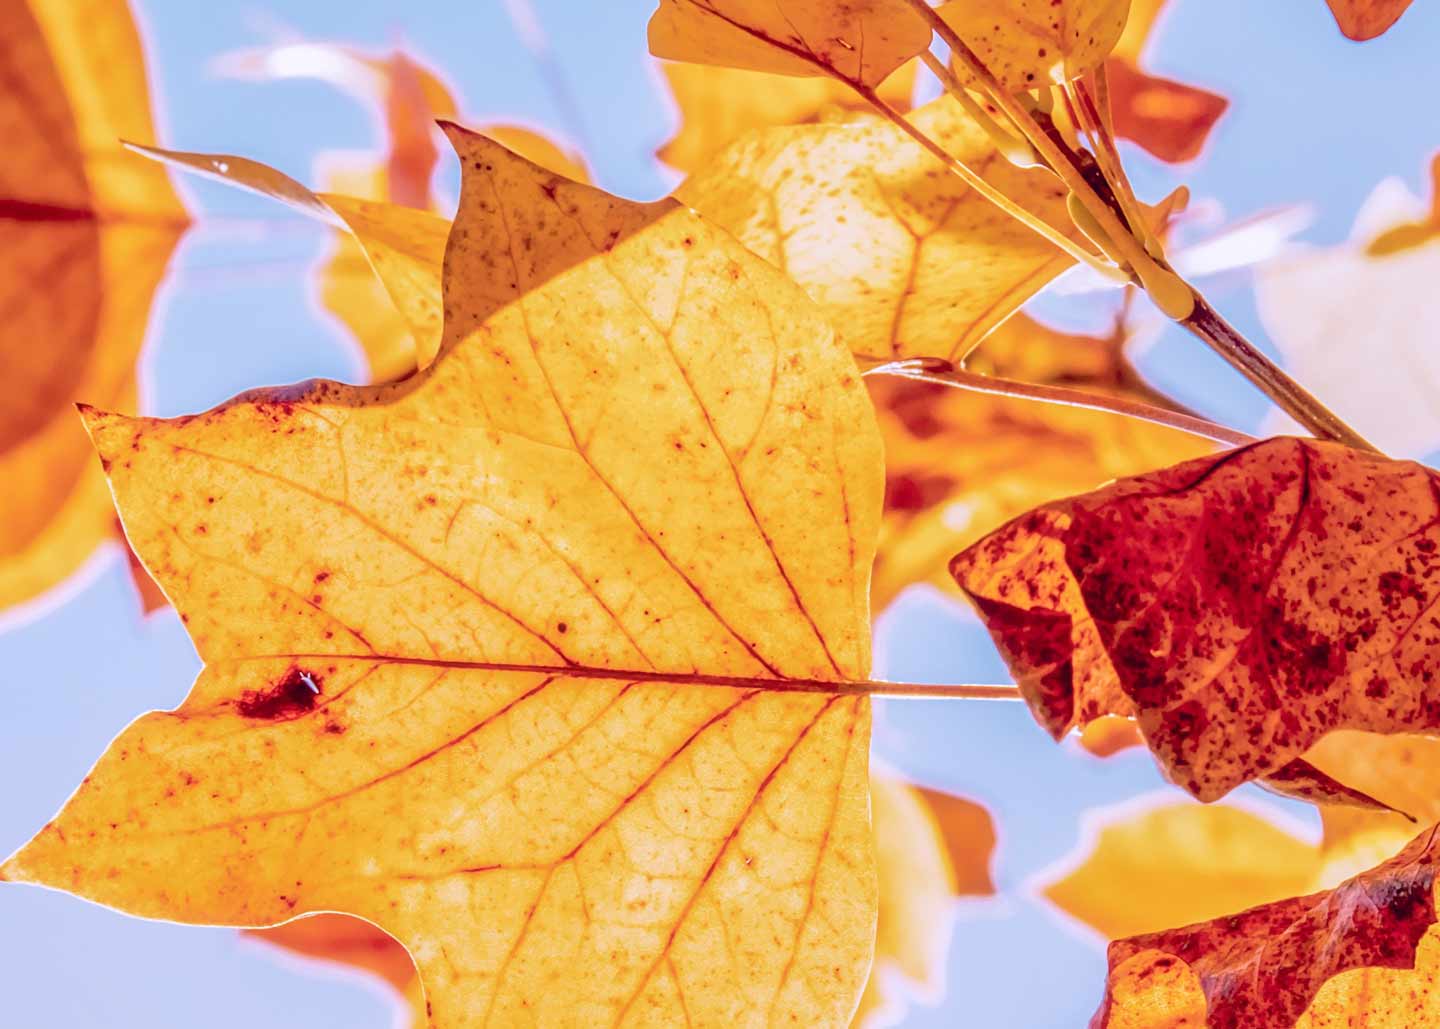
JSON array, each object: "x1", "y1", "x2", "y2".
[
  {"x1": 1093, "y1": 823, "x2": 1440, "y2": 1029},
  {"x1": 951, "y1": 437, "x2": 1440, "y2": 801}
]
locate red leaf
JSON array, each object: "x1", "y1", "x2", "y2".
[
  {"x1": 951, "y1": 438, "x2": 1440, "y2": 801},
  {"x1": 1093, "y1": 823, "x2": 1440, "y2": 1029}
]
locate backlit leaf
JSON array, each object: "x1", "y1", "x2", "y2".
[
  {"x1": 656, "y1": 59, "x2": 916, "y2": 173},
  {"x1": 229, "y1": 41, "x2": 587, "y2": 382},
  {"x1": 937, "y1": 0, "x2": 1130, "y2": 88},
  {"x1": 1102, "y1": 0, "x2": 1228, "y2": 164},
  {"x1": 952, "y1": 438, "x2": 1440, "y2": 801},
  {"x1": 0, "y1": 0, "x2": 186, "y2": 610},
  {"x1": 249, "y1": 775, "x2": 982, "y2": 1029},
  {"x1": 1323, "y1": 0, "x2": 1416, "y2": 39},
  {"x1": 677, "y1": 96, "x2": 1081, "y2": 363},
  {"x1": 1104, "y1": 59, "x2": 1228, "y2": 164},
  {"x1": 647, "y1": 0, "x2": 931, "y2": 89},
  {"x1": 134, "y1": 142, "x2": 451, "y2": 372},
  {"x1": 1095, "y1": 824, "x2": 1440, "y2": 1029},
  {"x1": 3, "y1": 129, "x2": 884, "y2": 1026},
  {"x1": 1043, "y1": 803, "x2": 1320, "y2": 941}
]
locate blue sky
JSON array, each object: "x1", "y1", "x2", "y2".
[{"x1": 3, "y1": 1, "x2": 1439, "y2": 1025}]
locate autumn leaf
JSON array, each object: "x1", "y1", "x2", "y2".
[
  {"x1": 647, "y1": 0, "x2": 931, "y2": 90},
  {"x1": 869, "y1": 313, "x2": 1212, "y2": 611},
  {"x1": 656, "y1": 59, "x2": 917, "y2": 173},
  {"x1": 1095, "y1": 823, "x2": 1440, "y2": 1029},
  {"x1": 677, "y1": 96, "x2": 1083, "y2": 363},
  {"x1": 1077, "y1": 714, "x2": 1144, "y2": 756},
  {"x1": 1256, "y1": 167, "x2": 1440, "y2": 456},
  {"x1": 937, "y1": 0, "x2": 1129, "y2": 89},
  {"x1": 1098, "y1": 0, "x2": 1228, "y2": 164},
  {"x1": 1042, "y1": 803, "x2": 1322, "y2": 942},
  {"x1": 856, "y1": 775, "x2": 988, "y2": 1028},
  {"x1": 2, "y1": 129, "x2": 885, "y2": 1026},
  {"x1": 951, "y1": 437, "x2": 1440, "y2": 802},
  {"x1": 1366, "y1": 153, "x2": 1440, "y2": 256},
  {"x1": 221, "y1": 41, "x2": 587, "y2": 383},
  {"x1": 0, "y1": 0, "x2": 187, "y2": 611},
  {"x1": 247, "y1": 774, "x2": 989, "y2": 1028},
  {"x1": 1045, "y1": 799, "x2": 1440, "y2": 1027},
  {"x1": 1324, "y1": 0, "x2": 1416, "y2": 39},
  {"x1": 249, "y1": 913, "x2": 416, "y2": 994},
  {"x1": 1103, "y1": 59, "x2": 1228, "y2": 164}
]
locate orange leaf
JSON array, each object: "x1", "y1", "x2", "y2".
[
  {"x1": 1078, "y1": 714, "x2": 1144, "y2": 757},
  {"x1": 1104, "y1": 57, "x2": 1228, "y2": 164},
  {"x1": 2, "y1": 129, "x2": 884, "y2": 1026},
  {"x1": 1324, "y1": 0, "x2": 1416, "y2": 39},
  {"x1": 677, "y1": 97, "x2": 1080, "y2": 363},
  {"x1": 656, "y1": 59, "x2": 917, "y2": 173},
  {"x1": 0, "y1": 0, "x2": 186, "y2": 610},
  {"x1": 951, "y1": 438, "x2": 1440, "y2": 801},
  {"x1": 936, "y1": 0, "x2": 1130, "y2": 89},
  {"x1": 1095, "y1": 824, "x2": 1440, "y2": 1029},
  {"x1": 248, "y1": 914, "x2": 415, "y2": 994},
  {"x1": 647, "y1": 0, "x2": 931, "y2": 90},
  {"x1": 1042, "y1": 803, "x2": 1321, "y2": 941}
]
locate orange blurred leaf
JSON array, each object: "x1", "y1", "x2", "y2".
[
  {"x1": 3, "y1": 129, "x2": 885, "y2": 1026},
  {"x1": 952, "y1": 438, "x2": 1440, "y2": 801},
  {"x1": 1324, "y1": 0, "x2": 1416, "y2": 39},
  {"x1": 1104, "y1": 58, "x2": 1228, "y2": 164},
  {"x1": 647, "y1": 0, "x2": 930, "y2": 89},
  {"x1": 1042, "y1": 803, "x2": 1321, "y2": 941},
  {"x1": 0, "y1": 0, "x2": 186, "y2": 610}
]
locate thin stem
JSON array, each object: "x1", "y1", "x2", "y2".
[
  {"x1": 851, "y1": 83, "x2": 1111, "y2": 275},
  {"x1": 918, "y1": 50, "x2": 1036, "y2": 166},
  {"x1": 899, "y1": 0, "x2": 1160, "y2": 281},
  {"x1": 869, "y1": 359, "x2": 1257, "y2": 447},
  {"x1": 1068, "y1": 78, "x2": 1153, "y2": 251},
  {"x1": 1182, "y1": 296, "x2": 1381, "y2": 453}
]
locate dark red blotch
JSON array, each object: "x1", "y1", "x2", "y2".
[{"x1": 236, "y1": 666, "x2": 323, "y2": 720}]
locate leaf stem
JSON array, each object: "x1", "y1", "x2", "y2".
[
  {"x1": 898, "y1": 0, "x2": 1165, "y2": 287},
  {"x1": 868, "y1": 359, "x2": 1257, "y2": 447},
  {"x1": 257, "y1": 652, "x2": 1023, "y2": 701},
  {"x1": 897, "y1": 0, "x2": 1383, "y2": 452},
  {"x1": 1181, "y1": 295, "x2": 1381, "y2": 452}
]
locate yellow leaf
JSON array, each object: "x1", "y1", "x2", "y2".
[
  {"x1": 647, "y1": 0, "x2": 931, "y2": 89},
  {"x1": 657, "y1": 59, "x2": 917, "y2": 173},
  {"x1": 1041, "y1": 803, "x2": 1320, "y2": 941},
  {"x1": 677, "y1": 96, "x2": 1080, "y2": 363},
  {"x1": 938, "y1": 0, "x2": 1131, "y2": 88},
  {"x1": 4, "y1": 129, "x2": 884, "y2": 1027},
  {"x1": 0, "y1": 0, "x2": 186, "y2": 610},
  {"x1": 854, "y1": 775, "x2": 970, "y2": 1028}
]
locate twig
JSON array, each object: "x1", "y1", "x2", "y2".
[
  {"x1": 1181, "y1": 296, "x2": 1381, "y2": 453},
  {"x1": 869, "y1": 358, "x2": 1257, "y2": 447}
]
